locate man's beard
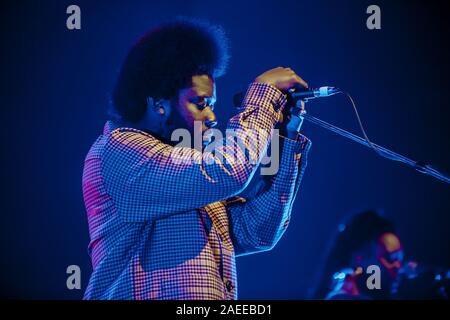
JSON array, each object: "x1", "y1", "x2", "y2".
[{"x1": 164, "y1": 109, "x2": 210, "y2": 149}]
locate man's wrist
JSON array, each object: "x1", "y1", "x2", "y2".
[
  {"x1": 244, "y1": 82, "x2": 287, "y2": 113},
  {"x1": 278, "y1": 131, "x2": 300, "y2": 142}
]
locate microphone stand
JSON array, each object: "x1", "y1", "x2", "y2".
[{"x1": 300, "y1": 110, "x2": 450, "y2": 184}]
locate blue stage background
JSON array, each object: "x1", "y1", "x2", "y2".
[{"x1": 1, "y1": 0, "x2": 449, "y2": 299}]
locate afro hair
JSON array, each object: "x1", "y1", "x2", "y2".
[{"x1": 111, "y1": 18, "x2": 230, "y2": 123}]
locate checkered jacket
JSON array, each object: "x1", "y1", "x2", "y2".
[{"x1": 82, "y1": 83, "x2": 311, "y2": 300}]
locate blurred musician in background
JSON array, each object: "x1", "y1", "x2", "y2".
[{"x1": 310, "y1": 210, "x2": 449, "y2": 300}]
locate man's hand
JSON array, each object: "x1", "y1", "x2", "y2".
[
  {"x1": 255, "y1": 67, "x2": 308, "y2": 92},
  {"x1": 277, "y1": 100, "x2": 305, "y2": 139},
  {"x1": 285, "y1": 100, "x2": 305, "y2": 138},
  {"x1": 256, "y1": 67, "x2": 308, "y2": 138}
]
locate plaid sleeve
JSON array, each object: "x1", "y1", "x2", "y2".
[
  {"x1": 227, "y1": 133, "x2": 311, "y2": 256},
  {"x1": 101, "y1": 83, "x2": 287, "y2": 222}
]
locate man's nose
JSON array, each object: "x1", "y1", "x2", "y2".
[{"x1": 203, "y1": 107, "x2": 217, "y2": 128}]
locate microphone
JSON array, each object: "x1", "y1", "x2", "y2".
[
  {"x1": 233, "y1": 86, "x2": 340, "y2": 107},
  {"x1": 290, "y1": 86, "x2": 341, "y2": 101}
]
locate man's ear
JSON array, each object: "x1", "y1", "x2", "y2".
[{"x1": 147, "y1": 97, "x2": 171, "y2": 117}]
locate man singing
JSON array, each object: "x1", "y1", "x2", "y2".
[{"x1": 82, "y1": 18, "x2": 311, "y2": 300}]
